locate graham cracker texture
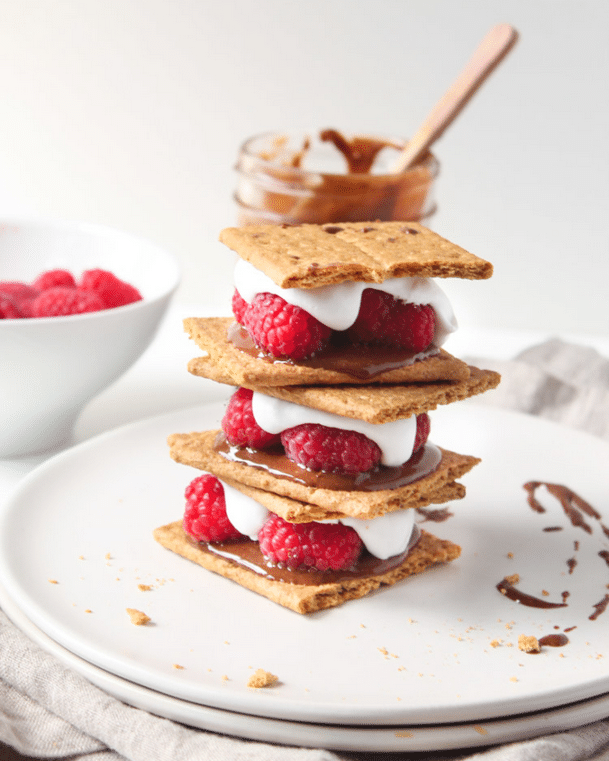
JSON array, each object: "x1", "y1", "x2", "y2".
[
  {"x1": 210, "y1": 474, "x2": 464, "y2": 523},
  {"x1": 188, "y1": 364, "x2": 500, "y2": 424},
  {"x1": 153, "y1": 520, "x2": 462, "y2": 614},
  {"x1": 167, "y1": 429, "x2": 479, "y2": 519},
  {"x1": 219, "y1": 222, "x2": 493, "y2": 288},
  {"x1": 184, "y1": 317, "x2": 472, "y2": 387}
]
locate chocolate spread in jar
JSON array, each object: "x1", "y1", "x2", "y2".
[
  {"x1": 193, "y1": 525, "x2": 422, "y2": 586},
  {"x1": 213, "y1": 431, "x2": 442, "y2": 492},
  {"x1": 227, "y1": 322, "x2": 439, "y2": 381},
  {"x1": 234, "y1": 129, "x2": 439, "y2": 225}
]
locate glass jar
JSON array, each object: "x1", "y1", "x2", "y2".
[{"x1": 234, "y1": 130, "x2": 439, "y2": 226}]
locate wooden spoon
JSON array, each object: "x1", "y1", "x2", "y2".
[{"x1": 391, "y1": 23, "x2": 519, "y2": 173}]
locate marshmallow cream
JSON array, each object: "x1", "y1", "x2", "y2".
[
  {"x1": 221, "y1": 477, "x2": 416, "y2": 560},
  {"x1": 234, "y1": 258, "x2": 458, "y2": 346},
  {"x1": 251, "y1": 391, "x2": 418, "y2": 468}
]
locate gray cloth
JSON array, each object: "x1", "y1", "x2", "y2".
[{"x1": 2, "y1": 338, "x2": 609, "y2": 761}]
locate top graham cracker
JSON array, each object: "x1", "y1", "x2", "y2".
[{"x1": 219, "y1": 221, "x2": 493, "y2": 288}]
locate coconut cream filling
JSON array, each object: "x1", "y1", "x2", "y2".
[
  {"x1": 251, "y1": 391, "x2": 417, "y2": 468},
  {"x1": 234, "y1": 258, "x2": 458, "y2": 347},
  {"x1": 221, "y1": 477, "x2": 416, "y2": 560}
]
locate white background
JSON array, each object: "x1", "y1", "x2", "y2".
[{"x1": 1, "y1": 0, "x2": 607, "y2": 338}]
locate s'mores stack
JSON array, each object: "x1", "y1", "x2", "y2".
[{"x1": 154, "y1": 222, "x2": 500, "y2": 613}]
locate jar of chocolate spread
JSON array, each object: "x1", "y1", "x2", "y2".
[{"x1": 234, "y1": 129, "x2": 439, "y2": 226}]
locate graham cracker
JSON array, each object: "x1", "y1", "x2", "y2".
[
  {"x1": 217, "y1": 474, "x2": 464, "y2": 523},
  {"x1": 184, "y1": 317, "x2": 472, "y2": 386},
  {"x1": 219, "y1": 222, "x2": 493, "y2": 287},
  {"x1": 188, "y1": 363, "x2": 500, "y2": 424},
  {"x1": 153, "y1": 521, "x2": 461, "y2": 614},
  {"x1": 167, "y1": 430, "x2": 480, "y2": 519}
]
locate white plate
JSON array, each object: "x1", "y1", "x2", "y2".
[
  {"x1": 1, "y1": 403, "x2": 609, "y2": 730},
  {"x1": 3, "y1": 578, "x2": 609, "y2": 753}
]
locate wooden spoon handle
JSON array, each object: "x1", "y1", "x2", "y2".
[{"x1": 392, "y1": 23, "x2": 518, "y2": 173}]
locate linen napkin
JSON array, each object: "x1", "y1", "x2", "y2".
[{"x1": 1, "y1": 337, "x2": 609, "y2": 761}]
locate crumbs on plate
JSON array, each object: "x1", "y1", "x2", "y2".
[
  {"x1": 247, "y1": 669, "x2": 278, "y2": 688},
  {"x1": 126, "y1": 608, "x2": 151, "y2": 626}
]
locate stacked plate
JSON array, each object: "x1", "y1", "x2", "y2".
[{"x1": 1, "y1": 403, "x2": 608, "y2": 752}]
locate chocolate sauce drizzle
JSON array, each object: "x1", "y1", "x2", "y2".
[
  {"x1": 416, "y1": 506, "x2": 454, "y2": 523},
  {"x1": 227, "y1": 322, "x2": 437, "y2": 381},
  {"x1": 498, "y1": 482, "x2": 609, "y2": 623},
  {"x1": 195, "y1": 526, "x2": 422, "y2": 585},
  {"x1": 213, "y1": 432, "x2": 442, "y2": 493},
  {"x1": 496, "y1": 577, "x2": 567, "y2": 610}
]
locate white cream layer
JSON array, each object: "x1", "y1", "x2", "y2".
[
  {"x1": 234, "y1": 258, "x2": 457, "y2": 346},
  {"x1": 251, "y1": 391, "x2": 417, "y2": 467},
  {"x1": 221, "y1": 477, "x2": 416, "y2": 560}
]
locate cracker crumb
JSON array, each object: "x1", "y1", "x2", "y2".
[
  {"x1": 84, "y1": 609, "x2": 93, "y2": 614},
  {"x1": 518, "y1": 634, "x2": 541, "y2": 654},
  {"x1": 542, "y1": 589, "x2": 550, "y2": 596},
  {"x1": 490, "y1": 639, "x2": 502, "y2": 648},
  {"x1": 48, "y1": 579, "x2": 59, "y2": 584},
  {"x1": 221, "y1": 674, "x2": 229, "y2": 681},
  {"x1": 507, "y1": 552, "x2": 514, "y2": 559},
  {"x1": 105, "y1": 552, "x2": 112, "y2": 560},
  {"x1": 173, "y1": 664, "x2": 184, "y2": 670},
  {"x1": 395, "y1": 731, "x2": 414, "y2": 738},
  {"x1": 473, "y1": 725, "x2": 488, "y2": 736},
  {"x1": 78, "y1": 555, "x2": 85, "y2": 560},
  {"x1": 505, "y1": 574, "x2": 520, "y2": 585},
  {"x1": 247, "y1": 669, "x2": 278, "y2": 688},
  {"x1": 138, "y1": 584, "x2": 153, "y2": 591},
  {"x1": 510, "y1": 676, "x2": 518, "y2": 682},
  {"x1": 126, "y1": 608, "x2": 151, "y2": 626}
]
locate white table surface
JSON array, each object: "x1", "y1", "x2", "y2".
[{"x1": 2, "y1": 303, "x2": 608, "y2": 505}]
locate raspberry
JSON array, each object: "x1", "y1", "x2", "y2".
[
  {"x1": 30, "y1": 287, "x2": 105, "y2": 317},
  {"x1": 281, "y1": 423, "x2": 381, "y2": 474},
  {"x1": 232, "y1": 288, "x2": 248, "y2": 324},
  {"x1": 414, "y1": 413, "x2": 431, "y2": 452},
  {"x1": 183, "y1": 474, "x2": 243, "y2": 543},
  {"x1": 0, "y1": 296, "x2": 22, "y2": 318},
  {"x1": 32, "y1": 269, "x2": 76, "y2": 290},
  {"x1": 348, "y1": 289, "x2": 435, "y2": 352},
  {"x1": 221, "y1": 388, "x2": 281, "y2": 449},
  {"x1": 258, "y1": 514, "x2": 363, "y2": 571},
  {"x1": 243, "y1": 292, "x2": 332, "y2": 360},
  {"x1": 79, "y1": 269, "x2": 142, "y2": 309},
  {"x1": 0, "y1": 282, "x2": 39, "y2": 316}
]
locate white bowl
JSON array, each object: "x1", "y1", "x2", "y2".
[{"x1": 0, "y1": 219, "x2": 180, "y2": 457}]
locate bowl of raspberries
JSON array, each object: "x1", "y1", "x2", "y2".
[{"x1": 0, "y1": 219, "x2": 180, "y2": 457}]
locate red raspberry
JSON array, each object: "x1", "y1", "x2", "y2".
[
  {"x1": 414, "y1": 413, "x2": 431, "y2": 452},
  {"x1": 79, "y1": 269, "x2": 142, "y2": 309},
  {"x1": 30, "y1": 287, "x2": 105, "y2": 317},
  {"x1": 32, "y1": 269, "x2": 76, "y2": 290},
  {"x1": 232, "y1": 288, "x2": 248, "y2": 324},
  {"x1": 221, "y1": 388, "x2": 281, "y2": 449},
  {"x1": 280, "y1": 423, "x2": 381, "y2": 474},
  {"x1": 243, "y1": 292, "x2": 332, "y2": 360},
  {"x1": 0, "y1": 296, "x2": 22, "y2": 318},
  {"x1": 183, "y1": 474, "x2": 243, "y2": 543},
  {"x1": 258, "y1": 514, "x2": 363, "y2": 571},
  {"x1": 348, "y1": 289, "x2": 435, "y2": 352},
  {"x1": 0, "y1": 282, "x2": 39, "y2": 316}
]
